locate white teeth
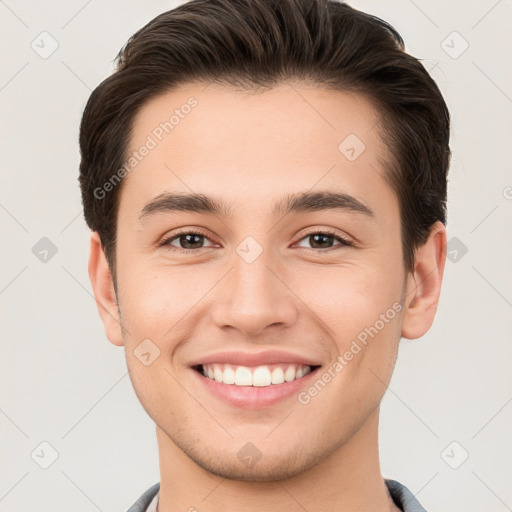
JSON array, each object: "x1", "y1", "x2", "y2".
[
  {"x1": 200, "y1": 363, "x2": 314, "y2": 387},
  {"x1": 222, "y1": 366, "x2": 235, "y2": 384},
  {"x1": 235, "y1": 366, "x2": 252, "y2": 386},
  {"x1": 213, "y1": 365, "x2": 223, "y2": 383},
  {"x1": 252, "y1": 366, "x2": 272, "y2": 387},
  {"x1": 284, "y1": 366, "x2": 296, "y2": 382},
  {"x1": 271, "y1": 367, "x2": 285, "y2": 384}
]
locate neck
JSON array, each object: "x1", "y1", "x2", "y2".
[{"x1": 155, "y1": 407, "x2": 399, "y2": 512}]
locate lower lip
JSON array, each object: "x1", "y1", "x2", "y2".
[{"x1": 191, "y1": 366, "x2": 321, "y2": 408}]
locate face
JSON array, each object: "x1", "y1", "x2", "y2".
[{"x1": 91, "y1": 82, "x2": 442, "y2": 481}]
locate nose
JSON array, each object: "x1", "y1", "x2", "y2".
[{"x1": 209, "y1": 250, "x2": 298, "y2": 338}]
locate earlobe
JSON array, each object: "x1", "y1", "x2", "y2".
[
  {"x1": 401, "y1": 221, "x2": 447, "y2": 340},
  {"x1": 88, "y1": 232, "x2": 124, "y2": 346}
]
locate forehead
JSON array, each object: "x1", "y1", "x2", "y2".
[{"x1": 121, "y1": 82, "x2": 396, "y2": 223}]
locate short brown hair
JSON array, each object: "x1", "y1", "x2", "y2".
[{"x1": 79, "y1": 0, "x2": 450, "y2": 278}]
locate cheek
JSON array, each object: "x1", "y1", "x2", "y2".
[
  {"x1": 303, "y1": 267, "x2": 402, "y2": 399},
  {"x1": 118, "y1": 273, "x2": 165, "y2": 333},
  {"x1": 116, "y1": 261, "x2": 223, "y2": 349},
  {"x1": 292, "y1": 261, "x2": 404, "y2": 396},
  {"x1": 294, "y1": 262, "x2": 402, "y2": 340}
]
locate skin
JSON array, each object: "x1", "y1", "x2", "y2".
[{"x1": 89, "y1": 82, "x2": 446, "y2": 512}]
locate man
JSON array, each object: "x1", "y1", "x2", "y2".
[{"x1": 79, "y1": 0, "x2": 450, "y2": 510}]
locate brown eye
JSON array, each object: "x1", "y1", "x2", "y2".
[
  {"x1": 161, "y1": 230, "x2": 216, "y2": 251},
  {"x1": 296, "y1": 231, "x2": 354, "y2": 250}
]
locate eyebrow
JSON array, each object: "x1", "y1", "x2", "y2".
[{"x1": 138, "y1": 190, "x2": 374, "y2": 221}]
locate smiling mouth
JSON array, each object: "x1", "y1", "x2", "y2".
[{"x1": 192, "y1": 363, "x2": 322, "y2": 387}]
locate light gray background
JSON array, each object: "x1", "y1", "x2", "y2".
[{"x1": 1, "y1": 1, "x2": 511, "y2": 511}]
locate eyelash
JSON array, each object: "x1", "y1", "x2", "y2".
[{"x1": 159, "y1": 228, "x2": 355, "y2": 254}]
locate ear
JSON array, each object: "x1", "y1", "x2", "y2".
[
  {"x1": 401, "y1": 221, "x2": 447, "y2": 340},
  {"x1": 88, "y1": 232, "x2": 124, "y2": 346}
]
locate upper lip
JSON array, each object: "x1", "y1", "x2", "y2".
[{"x1": 189, "y1": 350, "x2": 322, "y2": 368}]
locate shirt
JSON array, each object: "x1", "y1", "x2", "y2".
[{"x1": 125, "y1": 478, "x2": 428, "y2": 512}]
